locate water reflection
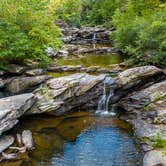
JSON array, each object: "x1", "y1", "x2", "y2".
[{"x1": 2, "y1": 112, "x2": 142, "y2": 166}]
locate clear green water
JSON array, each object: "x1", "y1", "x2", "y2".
[
  {"x1": 55, "y1": 53, "x2": 123, "y2": 68},
  {"x1": 3, "y1": 112, "x2": 142, "y2": 166}
]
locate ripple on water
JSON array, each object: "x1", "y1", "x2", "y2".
[{"x1": 51, "y1": 126, "x2": 141, "y2": 166}]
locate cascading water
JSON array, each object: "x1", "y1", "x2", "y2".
[
  {"x1": 96, "y1": 77, "x2": 116, "y2": 116},
  {"x1": 92, "y1": 32, "x2": 97, "y2": 49}
]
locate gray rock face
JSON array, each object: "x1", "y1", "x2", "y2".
[
  {"x1": 28, "y1": 73, "x2": 106, "y2": 115},
  {"x1": 0, "y1": 135, "x2": 14, "y2": 153},
  {"x1": 119, "y1": 80, "x2": 166, "y2": 139},
  {"x1": 111, "y1": 66, "x2": 165, "y2": 103},
  {"x1": 143, "y1": 150, "x2": 166, "y2": 166},
  {"x1": 117, "y1": 66, "x2": 163, "y2": 88},
  {"x1": 60, "y1": 26, "x2": 112, "y2": 44},
  {"x1": 6, "y1": 75, "x2": 51, "y2": 94},
  {"x1": 116, "y1": 66, "x2": 166, "y2": 165},
  {"x1": 119, "y1": 80, "x2": 166, "y2": 112},
  {"x1": 0, "y1": 93, "x2": 36, "y2": 134}
]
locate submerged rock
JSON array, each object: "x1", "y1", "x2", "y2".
[
  {"x1": 22, "y1": 130, "x2": 34, "y2": 150},
  {"x1": 28, "y1": 73, "x2": 106, "y2": 115},
  {"x1": 0, "y1": 93, "x2": 36, "y2": 134}
]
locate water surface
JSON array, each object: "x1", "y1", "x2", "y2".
[{"x1": 3, "y1": 112, "x2": 142, "y2": 166}]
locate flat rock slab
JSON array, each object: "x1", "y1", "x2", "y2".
[
  {"x1": 117, "y1": 66, "x2": 164, "y2": 88},
  {"x1": 0, "y1": 135, "x2": 14, "y2": 153},
  {"x1": 0, "y1": 93, "x2": 36, "y2": 134},
  {"x1": 29, "y1": 73, "x2": 106, "y2": 115}
]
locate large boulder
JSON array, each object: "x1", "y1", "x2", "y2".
[
  {"x1": 111, "y1": 66, "x2": 165, "y2": 103},
  {"x1": 143, "y1": 150, "x2": 166, "y2": 166},
  {"x1": 117, "y1": 66, "x2": 164, "y2": 89},
  {"x1": 119, "y1": 80, "x2": 166, "y2": 112},
  {"x1": 5, "y1": 75, "x2": 51, "y2": 94},
  {"x1": 28, "y1": 73, "x2": 106, "y2": 115},
  {"x1": 118, "y1": 80, "x2": 166, "y2": 150},
  {"x1": 0, "y1": 93, "x2": 36, "y2": 134}
]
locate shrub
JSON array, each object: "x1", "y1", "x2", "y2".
[
  {"x1": 112, "y1": 1, "x2": 166, "y2": 67},
  {"x1": 0, "y1": 0, "x2": 62, "y2": 67},
  {"x1": 153, "y1": 132, "x2": 166, "y2": 149},
  {"x1": 54, "y1": 0, "x2": 83, "y2": 27}
]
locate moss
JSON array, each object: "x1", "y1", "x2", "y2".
[
  {"x1": 143, "y1": 105, "x2": 152, "y2": 111},
  {"x1": 152, "y1": 92, "x2": 166, "y2": 102},
  {"x1": 40, "y1": 86, "x2": 52, "y2": 100}
]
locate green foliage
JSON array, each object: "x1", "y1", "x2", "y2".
[
  {"x1": 55, "y1": 0, "x2": 83, "y2": 27},
  {"x1": 81, "y1": 0, "x2": 127, "y2": 26},
  {"x1": 112, "y1": 0, "x2": 166, "y2": 66},
  {"x1": 54, "y1": 0, "x2": 127, "y2": 27},
  {"x1": 153, "y1": 132, "x2": 166, "y2": 149},
  {"x1": 0, "y1": 0, "x2": 62, "y2": 67}
]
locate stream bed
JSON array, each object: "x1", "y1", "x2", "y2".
[{"x1": 3, "y1": 111, "x2": 142, "y2": 166}]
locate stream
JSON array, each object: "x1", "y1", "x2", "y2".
[{"x1": 1, "y1": 44, "x2": 142, "y2": 166}]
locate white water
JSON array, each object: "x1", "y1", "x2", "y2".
[{"x1": 96, "y1": 77, "x2": 116, "y2": 116}]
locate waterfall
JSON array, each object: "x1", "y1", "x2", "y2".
[
  {"x1": 92, "y1": 33, "x2": 97, "y2": 49},
  {"x1": 96, "y1": 77, "x2": 116, "y2": 116}
]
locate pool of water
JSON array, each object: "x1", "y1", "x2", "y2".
[
  {"x1": 3, "y1": 112, "x2": 142, "y2": 166},
  {"x1": 55, "y1": 53, "x2": 123, "y2": 68}
]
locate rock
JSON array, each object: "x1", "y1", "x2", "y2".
[
  {"x1": 60, "y1": 25, "x2": 112, "y2": 44},
  {"x1": 0, "y1": 135, "x2": 14, "y2": 153},
  {"x1": 0, "y1": 78, "x2": 5, "y2": 88},
  {"x1": 25, "y1": 69, "x2": 46, "y2": 76},
  {"x1": 143, "y1": 150, "x2": 166, "y2": 166},
  {"x1": 6, "y1": 75, "x2": 51, "y2": 94},
  {"x1": 73, "y1": 47, "x2": 119, "y2": 55},
  {"x1": 119, "y1": 80, "x2": 166, "y2": 112},
  {"x1": 0, "y1": 93, "x2": 36, "y2": 134},
  {"x1": 22, "y1": 130, "x2": 34, "y2": 150},
  {"x1": 45, "y1": 47, "x2": 58, "y2": 57},
  {"x1": 0, "y1": 70, "x2": 5, "y2": 76},
  {"x1": 61, "y1": 36, "x2": 72, "y2": 43},
  {"x1": 28, "y1": 73, "x2": 106, "y2": 115},
  {"x1": 57, "y1": 50, "x2": 69, "y2": 57},
  {"x1": 48, "y1": 65, "x2": 82, "y2": 72},
  {"x1": 6, "y1": 64, "x2": 26, "y2": 75},
  {"x1": 87, "y1": 66, "x2": 100, "y2": 73},
  {"x1": 117, "y1": 66, "x2": 164, "y2": 88},
  {"x1": 65, "y1": 44, "x2": 79, "y2": 53},
  {"x1": 1, "y1": 152, "x2": 17, "y2": 161},
  {"x1": 25, "y1": 59, "x2": 40, "y2": 68},
  {"x1": 119, "y1": 80, "x2": 166, "y2": 140},
  {"x1": 111, "y1": 66, "x2": 165, "y2": 103}
]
